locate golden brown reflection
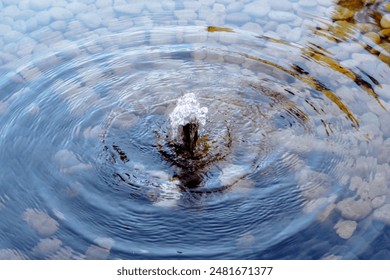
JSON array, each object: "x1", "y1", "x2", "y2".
[
  {"x1": 315, "y1": 0, "x2": 390, "y2": 65},
  {"x1": 234, "y1": 50, "x2": 360, "y2": 128},
  {"x1": 207, "y1": 26, "x2": 234, "y2": 33},
  {"x1": 301, "y1": 44, "x2": 386, "y2": 110}
]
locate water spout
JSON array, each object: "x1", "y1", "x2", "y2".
[
  {"x1": 169, "y1": 93, "x2": 208, "y2": 157},
  {"x1": 182, "y1": 122, "x2": 199, "y2": 156}
]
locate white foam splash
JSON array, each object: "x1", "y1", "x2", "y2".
[{"x1": 169, "y1": 92, "x2": 208, "y2": 139}]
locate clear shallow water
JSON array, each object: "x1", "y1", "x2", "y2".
[{"x1": 0, "y1": 0, "x2": 390, "y2": 259}]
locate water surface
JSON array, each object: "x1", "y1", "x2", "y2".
[{"x1": 0, "y1": 0, "x2": 390, "y2": 259}]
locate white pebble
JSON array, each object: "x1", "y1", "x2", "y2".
[
  {"x1": 113, "y1": 0, "x2": 144, "y2": 14},
  {"x1": 29, "y1": 0, "x2": 52, "y2": 11},
  {"x1": 213, "y1": 3, "x2": 226, "y2": 13},
  {"x1": 3, "y1": 30, "x2": 23, "y2": 44},
  {"x1": 32, "y1": 238, "x2": 62, "y2": 256},
  {"x1": 54, "y1": 149, "x2": 92, "y2": 174},
  {"x1": 0, "y1": 249, "x2": 27, "y2": 260},
  {"x1": 22, "y1": 208, "x2": 59, "y2": 236},
  {"x1": 226, "y1": 2, "x2": 243, "y2": 12},
  {"x1": 17, "y1": 37, "x2": 37, "y2": 56},
  {"x1": 276, "y1": 24, "x2": 291, "y2": 36},
  {"x1": 35, "y1": 11, "x2": 51, "y2": 26},
  {"x1": 50, "y1": 20, "x2": 67, "y2": 31},
  {"x1": 372, "y1": 195, "x2": 387, "y2": 209},
  {"x1": 174, "y1": 9, "x2": 198, "y2": 20},
  {"x1": 49, "y1": 7, "x2": 73, "y2": 20},
  {"x1": 226, "y1": 13, "x2": 251, "y2": 24},
  {"x1": 334, "y1": 220, "x2": 357, "y2": 239},
  {"x1": 66, "y1": 2, "x2": 88, "y2": 14},
  {"x1": 96, "y1": 0, "x2": 112, "y2": 9},
  {"x1": 336, "y1": 197, "x2": 372, "y2": 220},
  {"x1": 78, "y1": 13, "x2": 102, "y2": 29},
  {"x1": 375, "y1": 84, "x2": 390, "y2": 101},
  {"x1": 0, "y1": 24, "x2": 12, "y2": 34},
  {"x1": 269, "y1": 0, "x2": 293, "y2": 11},
  {"x1": 299, "y1": 0, "x2": 317, "y2": 7},
  {"x1": 286, "y1": 27, "x2": 302, "y2": 42},
  {"x1": 219, "y1": 164, "x2": 246, "y2": 186},
  {"x1": 243, "y1": 1, "x2": 270, "y2": 18},
  {"x1": 373, "y1": 204, "x2": 390, "y2": 224},
  {"x1": 268, "y1": 11, "x2": 298, "y2": 22},
  {"x1": 199, "y1": 0, "x2": 215, "y2": 6},
  {"x1": 241, "y1": 22, "x2": 263, "y2": 34}
]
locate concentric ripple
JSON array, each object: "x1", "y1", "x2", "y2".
[{"x1": 0, "y1": 22, "x2": 388, "y2": 259}]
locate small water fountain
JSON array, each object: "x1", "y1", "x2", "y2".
[
  {"x1": 2, "y1": 0, "x2": 389, "y2": 260},
  {"x1": 168, "y1": 93, "x2": 208, "y2": 159}
]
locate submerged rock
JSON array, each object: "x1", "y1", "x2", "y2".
[
  {"x1": 336, "y1": 197, "x2": 372, "y2": 220},
  {"x1": 243, "y1": 1, "x2": 270, "y2": 18},
  {"x1": 22, "y1": 208, "x2": 59, "y2": 237},
  {"x1": 380, "y1": 14, "x2": 390, "y2": 29},
  {"x1": 0, "y1": 249, "x2": 27, "y2": 260},
  {"x1": 373, "y1": 204, "x2": 390, "y2": 224},
  {"x1": 85, "y1": 237, "x2": 115, "y2": 260},
  {"x1": 29, "y1": 0, "x2": 52, "y2": 11},
  {"x1": 32, "y1": 238, "x2": 62, "y2": 256},
  {"x1": 334, "y1": 220, "x2": 357, "y2": 239}
]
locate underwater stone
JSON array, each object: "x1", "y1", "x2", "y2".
[
  {"x1": 241, "y1": 22, "x2": 263, "y2": 34},
  {"x1": 199, "y1": 0, "x2": 215, "y2": 6},
  {"x1": 96, "y1": 0, "x2": 113, "y2": 9},
  {"x1": 226, "y1": 2, "x2": 243, "y2": 12},
  {"x1": 113, "y1": 1, "x2": 144, "y2": 15},
  {"x1": 336, "y1": 197, "x2": 372, "y2": 220},
  {"x1": 372, "y1": 195, "x2": 387, "y2": 209},
  {"x1": 85, "y1": 245, "x2": 110, "y2": 260},
  {"x1": 269, "y1": 0, "x2": 293, "y2": 11},
  {"x1": 298, "y1": 0, "x2": 317, "y2": 8},
  {"x1": 380, "y1": 14, "x2": 390, "y2": 29},
  {"x1": 243, "y1": 1, "x2": 270, "y2": 18},
  {"x1": 78, "y1": 13, "x2": 102, "y2": 29},
  {"x1": 83, "y1": 125, "x2": 101, "y2": 139},
  {"x1": 50, "y1": 20, "x2": 67, "y2": 31},
  {"x1": 50, "y1": 7, "x2": 73, "y2": 20},
  {"x1": 66, "y1": 2, "x2": 88, "y2": 14},
  {"x1": 3, "y1": 30, "x2": 23, "y2": 44},
  {"x1": 174, "y1": 9, "x2": 198, "y2": 21},
  {"x1": 286, "y1": 27, "x2": 302, "y2": 42},
  {"x1": 378, "y1": 140, "x2": 390, "y2": 165},
  {"x1": 22, "y1": 208, "x2": 59, "y2": 237},
  {"x1": 54, "y1": 149, "x2": 92, "y2": 174},
  {"x1": 352, "y1": 53, "x2": 377, "y2": 64},
  {"x1": 334, "y1": 220, "x2": 357, "y2": 239},
  {"x1": 317, "y1": 0, "x2": 333, "y2": 6},
  {"x1": 373, "y1": 204, "x2": 390, "y2": 224},
  {"x1": 16, "y1": 37, "x2": 37, "y2": 56},
  {"x1": 363, "y1": 32, "x2": 381, "y2": 44},
  {"x1": 213, "y1": 3, "x2": 226, "y2": 14},
  {"x1": 317, "y1": 204, "x2": 336, "y2": 222},
  {"x1": 85, "y1": 237, "x2": 114, "y2": 260},
  {"x1": 328, "y1": 6, "x2": 354, "y2": 20},
  {"x1": 0, "y1": 24, "x2": 12, "y2": 34},
  {"x1": 0, "y1": 249, "x2": 27, "y2": 260},
  {"x1": 268, "y1": 11, "x2": 298, "y2": 22},
  {"x1": 32, "y1": 238, "x2": 62, "y2": 256},
  {"x1": 226, "y1": 13, "x2": 251, "y2": 24},
  {"x1": 219, "y1": 164, "x2": 246, "y2": 186},
  {"x1": 35, "y1": 11, "x2": 51, "y2": 26},
  {"x1": 276, "y1": 24, "x2": 291, "y2": 36}
]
